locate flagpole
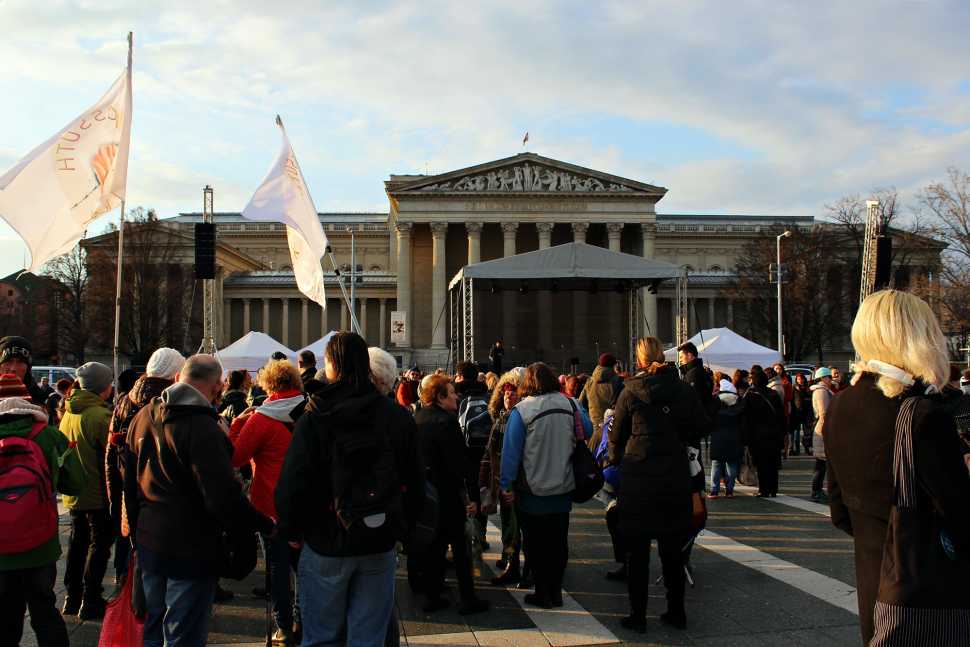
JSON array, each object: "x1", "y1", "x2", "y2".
[
  {"x1": 325, "y1": 247, "x2": 362, "y2": 335},
  {"x1": 112, "y1": 32, "x2": 133, "y2": 383}
]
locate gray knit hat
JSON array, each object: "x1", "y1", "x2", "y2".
[{"x1": 76, "y1": 362, "x2": 113, "y2": 394}]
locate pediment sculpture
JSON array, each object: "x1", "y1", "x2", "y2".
[{"x1": 418, "y1": 163, "x2": 635, "y2": 193}]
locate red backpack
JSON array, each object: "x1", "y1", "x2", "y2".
[{"x1": 0, "y1": 421, "x2": 57, "y2": 554}]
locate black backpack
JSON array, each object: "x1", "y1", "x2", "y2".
[
  {"x1": 327, "y1": 400, "x2": 403, "y2": 543},
  {"x1": 458, "y1": 394, "x2": 492, "y2": 449}
]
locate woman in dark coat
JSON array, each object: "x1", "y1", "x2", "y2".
[
  {"x1": 825, "y1": 290, "x2": 970, "y2": 644},
  {"x1": 608, "y1": 337, "x2": 708, "y2": 633},
  {"x1": 742, "y1": 366, "x2": 785, "y2": 497},
  {"x1": 413, "y1": 373, "x2": 489, "y2": 615},
  {"x1": 790, "y1": 372, "x2": 811, "y2": 455}
]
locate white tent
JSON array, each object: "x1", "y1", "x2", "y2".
[
  {"x1": 664, "y1": 328, "x2": 781, "y2": 374},
  {"x1": 217, "y1": 331, "x2": 295, "y2": 374},
  {"x1": 298, "y1": 331, "x2": 338, "y2": 363}
]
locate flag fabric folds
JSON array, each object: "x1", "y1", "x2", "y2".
[
  {"x1": 0, "y1": 68, "x2": 132, "y2": 272},
  {"x1": 241, "y1": 117, "x2": 329, "y2": 308}
]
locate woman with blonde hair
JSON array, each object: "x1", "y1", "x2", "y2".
[
  {"x1": 825, "y1": 290, "x2": 970, "y2": 644},
  {"x1": 608, "y1": 337, "x2": 707, "y2": 633},
  {"x1": 479, "y1": 367, "x2": 525, "y2": 584}
]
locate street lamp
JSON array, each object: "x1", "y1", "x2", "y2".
[{"x1": 776, "y1": 230, "x2": 792, "y2": 357}]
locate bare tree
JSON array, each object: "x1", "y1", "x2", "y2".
[
  {"x1": 42, "y1": 244, "x2": 89, "y2": 364},
  {"x1": 918, "y1": 167, "x2": 970, "y2": 329}
]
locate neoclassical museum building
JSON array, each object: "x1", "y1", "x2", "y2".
[{"x1": 84, "y1": 152, "x2": 942, "y2": 371}]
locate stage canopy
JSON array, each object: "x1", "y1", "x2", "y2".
[
  {"x1": 449, "y1": 242, "x2": 685, "y2": 369},
  {"x1": 448, "y1": 241, "x2": 682, "y2": 289},
  {"x1": 663, "y1": 327, "x2": 781, "y2": 374},
  {"x1": 217, "y1": 331, "x2": 295, "y2": 374},
  {"x1": 298, "y1": 331, "x2": 338, "y2": 362}
]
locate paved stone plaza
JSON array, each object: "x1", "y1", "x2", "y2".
[{"x1": 27, "y1": 456, "x2": 861, "y2": 647}]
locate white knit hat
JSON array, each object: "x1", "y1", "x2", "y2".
[{"x1": 146, "y1": 348, "x2": 186, "y2": 379}]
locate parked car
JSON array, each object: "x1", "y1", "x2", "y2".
[
  {"x1": 785, "y1": 364, "x2": 815, "y2": 382},
  {"x1": 31, "y1": 365, "x2": 77, "y2": 385}
]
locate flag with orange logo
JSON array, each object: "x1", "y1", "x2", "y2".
[
  {"x1": 0, "y1": 46, "x2": 132, "y2": 272},
  {"x1": 241, "y1": 116, "x2": 330, "y2": 308}
]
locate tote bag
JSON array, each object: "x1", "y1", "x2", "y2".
[{"x1": 870, "y1": 397, "x2": 970, "y2": 646}]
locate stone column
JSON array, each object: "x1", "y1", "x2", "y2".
[
  {"x1": 340, "y1": 302, "x2": 348, "y2": 331},
  {"x1": 301, "y1": 298, "x2": 309, "y2": 348},
  {"x1": 223, "y1": 299, "x2": 232, "y2": 346},
  {"x1": 466, "y1": 222, "x2": 483, "y2": 265},
  {"x1": 379, "y1": 298, "x2": 387, "y2": 348},
  {"x1": 727, "y1": 300, "x2": 735, "y2": 329},
  {"x1": 536, "y1": 223, "x2": 554, "y2": 357},
  {"x1": 360, "y1": 298, "x2": 369, "y2": 341},
  {"x1": 501, "y1": 223, "x2": 519, "y2": 354},
  {"x1": 262, "y1": 298, "x2": 270, "y2": 335},
  {"x1": 642, "y1": 223, "x2": 659, "y2": 338},
  {"x1": 572, "y1": 223, "x2": 590, "y2": 363},
  {"x1": 243, "y1": 299, "x2": 251, "y2": 334},
  {"x1": 281, "y1": 297, "x2": 290, "y2": 346},
  {"x1": 430, "y1": 222, "x2": 448, "y2": 349},
  {"x1": 607, "y1": 223, "x2": 623, "y2": 252},
  {"x1": 708, "y1": 297, "x2": 715, "y2": 330},
  {"x1": 536, "y1": 222, "x2": 553, "y2": 250},
  {"x1": 394, "y1": 222, "x2": 412, "y2": 347}
]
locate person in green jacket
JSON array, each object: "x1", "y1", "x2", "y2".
[
  {"x1": 58, "y1": 361, "x2": 114, "y2": 620},
  {"x1": 0, "y1": 375, "x2": 86, "y2": 647}
]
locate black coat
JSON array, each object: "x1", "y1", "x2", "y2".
[
  {"x1": 710, "y1": 394, "x2": 745, "y2": 462},
  {"x1": 218, "y1": 390, "x2": 248, "y2": 421},
  {"x1": 742, "y1": 386, "x2": 785, "y2": 453},
  {"x1": 680, "y1": 357, "x2": 714, "y2": 418},
  {"x1": 415, "y1": 405, "x2": 478, "y2": 532},
  {"x1": 825, "y1": 373, "x2": 970, "y2": 643},
  {"x1": 609, "y1": 367, "x2": 707, "y2": 538},
  {"x1": 274, "y1": 380, "x2": 424, "y2": 557}
]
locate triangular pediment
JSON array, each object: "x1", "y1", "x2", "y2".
[{"x1": 387, "y1": 152, "x2": 666, "y2": 197}]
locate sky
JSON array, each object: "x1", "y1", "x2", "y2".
[{"x1": 1, "y1": 1, "x2": 969, "y2": 277}]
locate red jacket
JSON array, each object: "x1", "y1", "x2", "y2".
[{"x1": 228, "y1": 389, "x2": 303, "y2": 520}]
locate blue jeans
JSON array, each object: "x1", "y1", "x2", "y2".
[
  {"x1": 260, "y1": 532, "x2": 298, "y2": 632},
  {"x1": 298, "y1": 545, "x2": 396, "y2": 647},
  {"x1": 141, "y1": 571, "x2": 216, "y2": 647},
  {"x1": 710, "y1": 460, "x2": 738, "y2": 494}
]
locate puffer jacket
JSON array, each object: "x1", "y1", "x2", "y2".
[
  {"x1": 609, "y1": 366, "x2": 707, "y2": 538},
  {"x1": 59, "y1": 389, "x2": 112, "y2": 511},
  {"x1": 811, "y1": 382, "x2": 834, "y2": 459},
  {"x1": 106, "y1": 375, "x2": 172, "y2": 523}
]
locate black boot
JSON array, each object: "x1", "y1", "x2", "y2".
[
  {"x1": 491, "y1": 552, "x2": 520, "y2": 585},
  {"x1": 518, "y1": 559, "x2": 533, "y2": 590}
]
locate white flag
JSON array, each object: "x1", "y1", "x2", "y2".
[
  {"x1": 241, "y1": 117, "x2": 329, "y2": 308},
  {"x1": 0, "y1": 60, "x2": 132, "y2": 272}
]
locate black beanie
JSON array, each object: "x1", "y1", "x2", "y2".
[{"x1": 0, "y1": 336, "x2": 32, "y2": 367}]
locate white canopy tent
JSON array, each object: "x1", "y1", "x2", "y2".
[
  {"x1": 217, "y1": 331, "x2": 295, "y2": 374},
  {"x1": 298, "y1": 331, "x2": 338, "y2": 363},
  {"x1": 663, "y1": 327, "x2": 781, "y2": 374}
]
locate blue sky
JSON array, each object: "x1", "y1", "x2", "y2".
[{"x1": 1, "y1": 1, "x2": 970, "y2": 277}]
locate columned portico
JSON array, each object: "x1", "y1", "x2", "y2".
[
  {"x1": 430, "y1": 222, "x2": 448, "y2": 349},
  {"x1": 572, "y1": 222, "x2": 589, "y2": 355},
  {"x1": 536, "y1": 222, "x2": 554, "y2": 361},
  {"x1": 501, "y1": 222, "x2": 519, "y2": 352},
  {"x1": 262, "y1": 299, "x2": 270, "y2": 335},
  {"x1": 281, "y1": 297, "x2": 290, "y2": 346},
  {"x1": 607, "y1": 223, "x2": 623, "y2": 252},
  {"x1": 466, "y1": 222, "x2": 483, "y2": 264},
  {"x1": 394, "y1": 222, "x2": 412, "y2": 347},
  {"x1": 642, "y1": 223, "x2": 658, "y2": 337}
]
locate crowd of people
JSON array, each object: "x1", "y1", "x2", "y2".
[{"x1": 2, "y1": 287, "x2": 970, "y2": 646}]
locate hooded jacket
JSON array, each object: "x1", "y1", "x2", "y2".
[
  {"x1": 711, "y1": 391, "x2": 745, "y2": 462},
  {"x1": 741, "y1": 386, "x2": 785, "y2": 451},
  {"x1": 106, "y1": 375, "x2": 172, "y2": 521},
  {"x1": 124, "y1": 382, "x2": 272, "y2": 578},
  {"x1": 0, "y1": 400, "x2": 86, "y2": 571},
  {"x1": 228, "y1": 389, "x2": 305, "y2": 519},
  {"x1": 679, "y1": 357, "x2": 714, "y2": 421},
  {"x1": 274, "y1": 380, "x2": 424, "y2": 556},
  {"x1": 59, "y1": 388, "x2": 111, "y2": 511},
  {"x1": 609, "y1": 366, "x2": 707, "y2": 538}
]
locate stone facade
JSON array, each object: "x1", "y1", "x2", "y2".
[{"x1": 81, "y1": 152, "x2": 942, "y2": 372}]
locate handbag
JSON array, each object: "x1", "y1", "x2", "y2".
[
  {"x1": 567, "y1": 399, "x2": 604, "y2": 503},
  {"x1": 870, "y1": 397, "x2": 970, "y2": 645},
  {"x1": 737, "y1": 448, "x2": 759, "y2": 487},
  {"x1": 219, "y1": 526, "x2": 258, "y2": 581}
]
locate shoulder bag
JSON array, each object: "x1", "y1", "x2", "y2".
[{"x1": 567, "y1": 399, "x2": 604, "y2": 503}]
